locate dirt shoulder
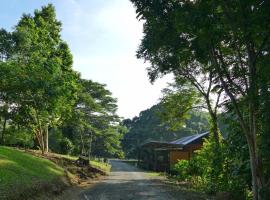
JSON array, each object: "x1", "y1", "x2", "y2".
[{"x1": 11, "y1": 150, "x2": 109, "y2": 200}]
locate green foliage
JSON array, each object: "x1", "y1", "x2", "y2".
[
  {"x1": 90, "y1": 159, "x2": 111, "y2": 173},
  {"x1": 172, "y1": 132, "x2": 249, "y2": 199},
  {"x1": 173, "y1": 160, "x2": 191, "y2": 181},
  {"x1": 59, "y1": 137, "x2": 74, "y2": 155},
  {"x1": 5, "y1": 126, "x2": 34, "y2": 148},
  {"x1": 91, "y1": 127, "x2": 124, "y2": 158},
  {"x1": 160, "y1": 82, "x2": 203, "y2": 131},
  {"x1": 0, "y1": 4, "x2": 79, "y2": 153},
  {"x1": 60, "y1": 79, "x2": 124, "y2": 158},
  {"x1": 131, "y1": 0, "x2": 270, "y2": 198},
  {"x1": 190, "y1": 134, "x2": 224, "y2": 194},
  {"x1": 0, "y1": 4, "x2": 123, "y2": 159},
  {"x1": 122, "y1": 103, "x2": 209, "y2": 158}
]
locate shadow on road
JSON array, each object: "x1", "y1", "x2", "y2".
[
  {"x1": 78, "y1": 160, "x2": 209, "y2": 200},
  {"x1": 108, "y1": 159, "x2": 141, "y2": 172},
  {"x1": 80, "y1": 179, "x2": 174, "y2": 200}
]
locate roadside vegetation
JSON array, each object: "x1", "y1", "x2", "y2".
[
  {"x1": 0, "y1": 146, "x2": 112, "y2": 199},
  {"x1": 129, "y1": 1, "x2": 270, "y2": 200},
  {"x1": 90, "y1": 160, "x2": 111, "y2": 173},
  {"x1": 0, "y1": 4, "x2": 121, "y2": 199},
  {"x1": 0, "y1": 4, "x2": 125, "y2": 158}
]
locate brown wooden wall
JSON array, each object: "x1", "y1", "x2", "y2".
[
  {"x1": 184, "y1": 143, "x2": 203, "y2": 152},
  {"x1": 169, "y1": 151, "x2": 189, "y2": 165}
]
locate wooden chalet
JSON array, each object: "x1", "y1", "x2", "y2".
[{"x1": 138, "y1": 132, "x2": 209, "y2": 172}]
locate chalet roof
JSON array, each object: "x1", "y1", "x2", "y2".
[
  {"x1": 141, "y1": 132, "x2": 209, "y2": 150},
  {"x1": 140, "y1": 141, "x2": 182, "y2": 149},
  {"x1": 169, "y1": 132, "x2": 209, "y2": 146}
]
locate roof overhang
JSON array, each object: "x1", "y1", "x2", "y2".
[
  {"x1": 140, "y1": 141, "x2": 183, "y2": 150},
  {"x1": 155, "y1": 147, "x2": 183, "y2": 151}
]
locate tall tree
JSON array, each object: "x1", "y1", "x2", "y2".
[
  {"x1": 0, "y1": 29, "x2": 16, "y2": 144},
  {"x1": 131, "y1": 0, "x2": 224, "y2": 146},
  {"x1": 130, "y1": 0, "x2": 270, "y2": 199},
  {"x1": 61, "y1": 79, "x2": 124, "y2": 158},
  {"x1": 8, "y1": 4, "x2": 78, "y2": 153}
]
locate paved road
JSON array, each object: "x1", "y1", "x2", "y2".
[{"x1": 80, "y1": 160, "x2": 177, "y2": 200}]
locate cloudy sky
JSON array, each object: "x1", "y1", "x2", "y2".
[{"x1": 0, "y1": 0, "x2": 171, "y2": 119}]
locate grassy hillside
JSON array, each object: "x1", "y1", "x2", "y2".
[
  {"x1": 90, "y1": 160, "x2": 111, "y2": 172},
  {"x1": 50, "y1": 153, "x2": 111, "y2": 173},
  {"x1": 0, "y1": 146, "x2": 66, "y2": 199}
]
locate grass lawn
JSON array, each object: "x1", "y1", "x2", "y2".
[
  {"x1": 52, "y1": 153, "x2": 111, "y2": 172},
  {"x1": 47, "y1": 152, "x2": 111, "y2": 173},
  {"x1": 90, "y1": 160, "x2": 111, "y2": 172},
  {"x1": 0, "y1": 146, "x2": 65, "y2": 199}
]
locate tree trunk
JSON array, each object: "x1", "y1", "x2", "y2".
[
  {"x1": 44, "y1": 126, "x2": 49, "y2": 153},
  {"x1": 205, "y1": 99, "x2": 220, "y2": 146},
  {"x1": 88, "y1": 130, "x2": 93, "y2": 160},
  {"x1": 80, "y1": 131, "x2": 86, "y2": 155},
  {"x1": 212, "y1": 47, "x2": 266, "y2": 199},
  {"x1": 35, "y1": 128, "x2": 45, "y2": 154},
  {"x1": 33, "y1": 109, "x2": 45, "y2": 154},
  {"x1": 247, "y1": 43, "x2": 265, "y2": 200},
  {"x1": 248, "y1": 100, "x2": 265, "y2": 200},
  {"x1": 1, "y1": 117, "x2": 7, "y2": 145},
  {"x1": 40, "y1": 128, "x2": 45, "y2": 154},
  {"x1": 246, "y1": 132, "x2": 265, "y2": 200}
]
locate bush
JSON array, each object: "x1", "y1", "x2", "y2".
[
  {"x1": 174, "y1": 133, "x2": 250, "y2": 199},
  {"x1": 173, "y1": 160, "x2": 191, "y2": 181},
  {"x1": 5, "y1": 126, "x2": 34, "y2": 148},
  {"x1": 59, "y1": 137, "x2": 74, "y2": 155}
]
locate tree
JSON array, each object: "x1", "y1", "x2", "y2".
[
  {"x1": 61, "y1": 79, "x2": 124, "y2": 158},
  {"x1": 7, "y1": 4, "x2": 79, "y2": 153},
  {"x1": 0, "y1": 29, "x2": 16, "y2": 144},
  {"x1": 160, "y1": 81, "x2": 204, "y2": 131},
  {"x1": 122, "y1": 103, "x2": 209, "y2": 158},
  {"x1": 0, "y1": 4, "x2": 124, "y2": 158},
  {"x1": 130, "y1": 0, "x2": 270, "y2": 198},
  {"x1": 131, "y1": 0, "x2": 224, "y2": 147}
]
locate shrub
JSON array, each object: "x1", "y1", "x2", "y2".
[
  {"x1": 5, "y1": 126, "x2": 34, "y2": 148},
  {"x1": 173, "y1": 159, "x2": 191, "y2": 181},
  {"x1": 59, "y1": 137, "x2": 74, "y2": 155}
]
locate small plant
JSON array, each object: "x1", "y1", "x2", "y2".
[
  {"x1": 59, "y1": 137, "x2": 74, "y2": 155},
  {"x1": 173, "y1": 160, "x2": 191, "y2": 181}
]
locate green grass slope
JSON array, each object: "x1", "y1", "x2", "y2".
[
  {"x1": 0, "y1": 146, "x2": 65, "y2": 199},
  {"x1": 90, "y1": 160, "x2": 111, "y2": 172}
]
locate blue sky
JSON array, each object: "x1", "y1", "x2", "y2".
[{"x1": 0, "y1": 0, "x2": 171, "y2": 119}]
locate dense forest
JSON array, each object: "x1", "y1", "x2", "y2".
[
  {"x1": 0, "y1": 4, "x2": 124, "y2": 158},
  {"x1": 122, "y1": 103, "x2": 209, "y2": 158}
]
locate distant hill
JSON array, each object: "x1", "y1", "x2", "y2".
[{"x1": 121, "y1": 104, "x2": 209, "y2": 158}]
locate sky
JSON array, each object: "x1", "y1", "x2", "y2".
[{"x1": 0, "y1": 0, "x2": 172, "y2": 119}]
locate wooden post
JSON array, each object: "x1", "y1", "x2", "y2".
[{"x1": 88, "y1": 130, "x2": 93, "y2": 161}]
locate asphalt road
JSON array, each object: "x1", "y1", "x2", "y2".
[{"x1": 80, "y1": 160, "x2": 177, "y2": 200}]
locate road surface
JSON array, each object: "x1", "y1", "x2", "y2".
[{"x1": 79, "y1": 160, "x2": 206, "y2": 200}]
